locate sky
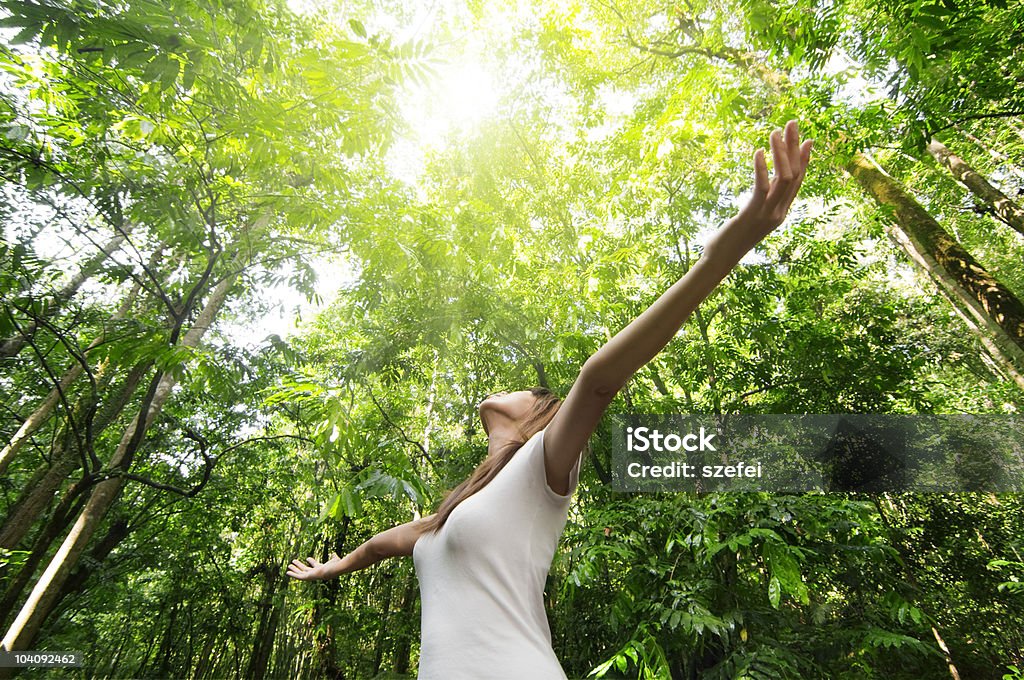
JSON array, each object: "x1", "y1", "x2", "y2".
[
  {"x1": 3, "y1": 0, "x2": 880, "y2": 350},
  {"x1": 221, "y1": 1, "x2": 507, "y2": 345},
  {"x1": 0, "y1": 3, "x2": 521, "y2": 350},
  {"x1": 228, "y1": 0, "x2": 602, "y2": 345}
]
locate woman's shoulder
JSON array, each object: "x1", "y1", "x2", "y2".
[{"x1": 516, "y1": 428, "x2": 580, "y2": 503}]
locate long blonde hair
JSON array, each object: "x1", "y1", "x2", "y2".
[{"x1": 418, "y1": 387, "x2": 562, "y2": 536}]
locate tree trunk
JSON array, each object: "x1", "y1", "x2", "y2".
[
  {"x1": 51, "y1": 517, "x2": 131, "y2": 612},
  {"x1": 371, "y1": 571, "x2": 396, "y2": 675},
  {"x1": 0, "y1": 431, "x2": 86, "y2": 552},
  {"x1": 0, "y1": 464, "x2": 48, "y2": 542},
  {"x1": 0, "y1": 488, "x2": 88, "y2": 631},
  {"x1": 311, "y1": 519, "x2": 348, "y2": 680},
  {"x1": 135, "y1": 594, "x2": 172, "y2": 678},
  {"x1": 312, "y1": 578, "x2": 343, "y2": 679},
  {"x1": 105, "y1": 593, "x2": 134, "y2": 679},
  {"x1": 0, "y1": 362, "x2": 91, "y2": 477},
  {"x1": 847, "y1": 151, "x2": 1024, "y2": 388},
  {"x1": 271, "y1": 621, "x2": 295, "y2": 680},
  {"x1": 392, "y1": 575, "x2": 420, "y2": 675},
  {"x1": 245, "y1": 562, "x2": 282, "y2": 680},
  {"x1": 646, "y1": 37, "x2": 1024, "y2": 392},
  {"x1": 931, "y1": 625, "x2": 963, "y2": 680},
  {"x1": 927, "y1": 137, "x2": 1024, "y2": 237},
  {"x1": 0, "y1": 229, "x2": 130, "y2": 358},
  {"x1": 261, "y1": 589, "x2": 285, "y2": 680},
  {"x1": 0, "y1": 279, "x2": 140, "y2": 476},
  {"x1": 1, "y1": 267, "x2": 238, "y2": 652},
  {"x1": 146, "y1": 597, "x2": 182, "y2": 679},
  {"x1": 955, "y1": 125, "x2": 1024, "y2": 175},
  {"x1": 0, "y1": 360, "x2": 152, "y2": 551},
  {"x1": 192, "y1": 625, "x2": 222, "y2": 680}
]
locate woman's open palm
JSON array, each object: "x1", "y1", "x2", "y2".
[
  {"x1": 706, "y1": 120, "x2": 813, "y2": 259},
  {"x1": 287, "y1": 551, "x2": 338, "y2": 581},
  {"x1": 739, "y1": 119, "x2": 813, "y2": 232}
]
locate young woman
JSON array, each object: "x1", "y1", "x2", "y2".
[{"x1": 288, "y1": 120, "x2": 813, "y2": 678}]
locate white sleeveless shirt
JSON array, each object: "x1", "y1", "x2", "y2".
[{"x1": 412, "y1": 428, "x2": 582, "y2": 679}]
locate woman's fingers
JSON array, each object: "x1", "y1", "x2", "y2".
[
  {"x1": 770, "y1": 128, "x2": 792, "y2": 187},
  {"x1": 785, "y1": 120, "x2": 801, "y2": 168},
  {"x1": 727, "y1": 120, "x2": 812, "y2": 243},
  {"x1": 287, "y1": 557, "x2": 323, "y2": 580},
  {"x1": 767, "y1": 121, "x2": 811, "y2": 214},
  {"x1": 752, "y1": 147, "x2": 770, "y2": 201},
  {"x1": 287, "y1": 564, "x2": 315, "y2": 580},
  {"x1": 777, "y1": 138, "x2": 813, "y2": 212}
]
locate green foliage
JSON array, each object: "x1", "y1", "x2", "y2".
[{"x1": 3, "y1": 0, "x2": 1024, "y2": 678}]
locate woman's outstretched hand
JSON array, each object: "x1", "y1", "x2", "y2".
[
  {"x1": 287, "y1": 551, "x2": 339, "y2": 581},
  {"x1": 704, "y1": 119, "x2": 813, "y2": 261}
]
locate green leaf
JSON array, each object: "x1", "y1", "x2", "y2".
[
  {"x1": 160, "y1": 56, "x2": 180, "y2": 90},
  {"x1": 915, "y1": 14, "x2": 946, "y2": 31},
  {"x1": 348, "y1": 18, "x2": 367, "y2": 38},
  {"x1": 319, "y1": 492, "x2": 340, "y2": 522},
  {"x1": 182, "y1": 64, "x2": 197, "y2": 91},
  {"x1": 338, "y1": 486, "x2": 361, "y2": 518},
  {"x1": 11, "y1": 25, "x2": 39, "y2": 45}
]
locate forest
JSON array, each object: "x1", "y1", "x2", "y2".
[{"x1": 1, "y1": 0, "x2": 1023, "y2": 677}]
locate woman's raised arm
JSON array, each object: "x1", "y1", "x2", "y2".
[
  {"x1": 543, "y1": 121, "x2": 812, "y2": 486},
  {"x1": 287, "y1": 515, "x2": 434, "y2": 581}
]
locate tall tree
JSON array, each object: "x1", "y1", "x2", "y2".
[{"x1": 925, "y1": 137, "x2": 1024, "y2": 238}]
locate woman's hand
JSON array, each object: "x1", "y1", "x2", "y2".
[
  {"x1": 577, "y1": 121, "x2": 813, "y2": 396},
  {"x1": 287, "y1": 552, "x2": 339, "y2": 581},
  {"x1": 704, "y1": 120, "x2": 813, "y2": 261}
]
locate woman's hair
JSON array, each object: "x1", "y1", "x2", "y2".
[{"x1": 417, "y1": 387, "x2": 562, "y2": 536}]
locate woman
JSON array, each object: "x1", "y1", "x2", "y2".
[{"x1": 288, "y1": 121, "x2": 813, "y2": 678}]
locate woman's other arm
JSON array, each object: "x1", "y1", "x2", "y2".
[
  {"x1": 544, "y1": 121, "x2": 812, "y2": 485},
  {"x1": 287, "y1": 515, "x2": 433, "y2": 581},
  {"x1": 586, "y1": 121, "x2": 812, "y2": 392}
]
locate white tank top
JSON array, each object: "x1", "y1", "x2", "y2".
[{"x1": 413, "y1": 427, "x2": 582, "y2": 679}]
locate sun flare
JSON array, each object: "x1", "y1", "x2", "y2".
[{"x1": 411, "y1": 56, "x2": 500, "y2": 139}]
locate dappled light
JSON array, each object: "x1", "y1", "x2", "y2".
[{"x1": 1, "y1": 0, "x2": 1024, "y2": 678}]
